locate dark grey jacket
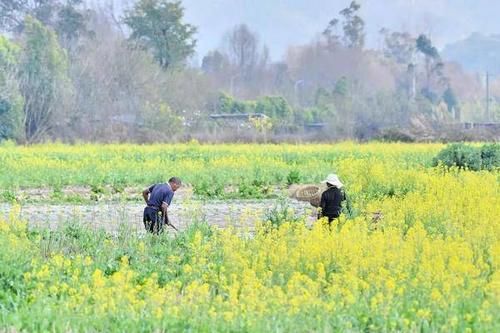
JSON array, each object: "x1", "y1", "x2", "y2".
[{"x1": 320, "y1": 186, "x2": 346, "y2": 218}]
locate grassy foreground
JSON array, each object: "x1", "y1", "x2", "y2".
[{"x1": 0, "y1": 142, "x2": 498, "y2": 332}]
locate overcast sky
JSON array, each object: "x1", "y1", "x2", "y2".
[{"x1": 89, "y1": 0, "x2": 500, "y2": 61}]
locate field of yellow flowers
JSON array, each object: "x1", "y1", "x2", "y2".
[
  {"x1": 0, "y1": 142, "x2": 498, "y2": 332},
  {"x1": 0, "y1": 142, "x2": 439, "y2": 201}
]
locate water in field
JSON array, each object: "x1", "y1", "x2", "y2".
[{"x1": 0, "y1": 198, "x2": 315, "y2": 233}]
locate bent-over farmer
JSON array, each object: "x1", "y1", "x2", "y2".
[
  {"x1": 318, "y1": 174, "x2": 346, "y2": 224},
  {"x1": 142, "y1": 177, "x2": 182, "y2": 234}
]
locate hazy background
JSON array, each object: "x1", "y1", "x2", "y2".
[
  {"x1": 1, "y1": 0, "x2": 499, "y2": 143},
  {"x1": 89, "y1": 0, "x2": 500, "y2": 63}
]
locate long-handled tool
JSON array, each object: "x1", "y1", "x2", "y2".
[
  {"x1": 161, "y1": 213, "x2": 179, "y2": 232},
  {"x1": 167, "y1": 221, "x2": 179, "y2": 232}
]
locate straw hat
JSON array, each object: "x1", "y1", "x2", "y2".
[{"x1": 321, "y1": 174, "x2": 344, "y2": 188}]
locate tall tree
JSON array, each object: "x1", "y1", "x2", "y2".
[
  {"x1": 0, "y1": 36, "x2": 23, "y2": 141},
  {"x1": 323, "y1": 1, "x2": 365, "y2": 49},
  {"x1": 55, "y1": 1, "x2": 89, "y2": 48},
  {"x1": 381, "y1": 29, "x2": 418, "y2": 98},
  {"x1": 0, "y1": 0, "x2": 54, "y2": 31},
  {"x1": 416, "y1": 34, "x2": 446, "y2": 94},
  {"x1": 381, "y1": 29, "x2": 416, "y2": 65},
  {"x1": 322, "y1": 18, "x2": 341, "y2": 49},
  {"x1": 210, "y1": 24, "x2": 271, "y2": 97},
  {"x1": 416, "y1": 34, "x2": 439, "y2": 60},
  {"x1": 226, "y1": 24, "x2": 259, "y2": 79},
  {"x1": 339, "y1": 1, "x2": 365, "y2": 49},
  {"x1": 443, "y1": 86, "x2": 459, "y2": 119},
  {"x1": 18, "y1": 16, "x2": 70, "y2": 143},
  {"x1": 201, "y1": 50, "x2": 229, "y2": 74},
  {"x1": 0, "y1": 1, "x2": 88, "y2": 35},
  {"x1": 124, "y1": 0, "x2": 197, "y2": 69}
]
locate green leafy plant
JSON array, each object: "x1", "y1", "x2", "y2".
[
  {"x1": 480, "y1": 143, "x2": 500, "y2": 171},
  {"x1": 432, "y1": 143, "x2": 482, "y2": 170},
  {"x1": 264, "y1": 198, "x2": 302, "y2": 228},
  {"x1": 2, "y1": 189, "x2": 17, "y2": 202},
  {"x1": 286, "y1": 170, "x2": 301, "y2": 185},
  {"x1": 433, "y1": 143, "x2": 499, "y2": 171}
]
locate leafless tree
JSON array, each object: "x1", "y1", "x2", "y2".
[{"x1": 226, "y1": 24, "x2": 259, "y2": 80}]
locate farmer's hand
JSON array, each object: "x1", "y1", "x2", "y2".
[{"x1": 142, "y1": 189, "x2": 150, "y2": 203}]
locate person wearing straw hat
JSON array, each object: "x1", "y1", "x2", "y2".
[{"x1": 318, "y1": 174, "x2": 346, "y2": 224}]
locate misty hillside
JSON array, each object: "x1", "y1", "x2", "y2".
[{"x1": 443, "y1": 33, "x2": 500, "y2": 75}]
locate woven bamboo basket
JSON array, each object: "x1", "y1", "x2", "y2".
[
  {"x1": 295, "y1": 185, "x2": 321, "y2": 201},
  {"x1": 309, "y1": 194, "x2": 322, "y2": 208},
  {"x1": 289, "y1": 184, "x2": 327, "y2": 207},
  {"x1": 288, "y1": 184, "x2": 301, "y2": 199}
]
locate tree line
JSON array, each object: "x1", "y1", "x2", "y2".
[{"x1": 0, "y1": 0, "x2": 497, "y2": 143}]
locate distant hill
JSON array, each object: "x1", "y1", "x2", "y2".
[{"x1": 443, "y1": 33, "x2": 500, "y2": 75}]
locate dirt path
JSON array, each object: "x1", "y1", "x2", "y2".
[{"x1": 0, "y1": 198, "x2": 316, "y2": 233}]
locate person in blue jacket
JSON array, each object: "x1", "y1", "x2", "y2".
[{"x1": 142, "y1": 177, "x2": 182, "y2": 234}]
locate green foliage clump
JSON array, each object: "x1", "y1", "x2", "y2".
[
  {"x1": 286, "y1": 170, "x2": 301, "y2": 185},
  {"x1": 217, "y1": 93, "x2": 253, "y2": 114},
  {"x1": 433, "y1": 143, "x2": 482, "y2": 170},
  {"x1": 255, "y1": 96, "x2": 292, "y2": 119},
  {"x1": 192, "y1": 180, "x2": 225, "y2": 198},
  {"x1": 216, "y1": 93, "x2": 293, "y2": 122},
  {"x1": 124, "y1": 0, "x2": 197, "y2": 69},
  {"x1": 433, "y1": 143, "x2": 499, "y2": 171},
  {"x1": 480, "y1": 144, "x2": 500, "y2": 171}
]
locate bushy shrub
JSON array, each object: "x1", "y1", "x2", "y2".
[
  {"x1": 432, "y1": 143, "x2": 482, "y2": 170},
  {"x1": 433, "y1": 143, "x2": 499, "y2": 171},
  {"x1": 378, "y1": 128, "x2": 415, "y2": 142},
  {"x1": 480, "y1": 143, "x2": 500, "y2": 171}
]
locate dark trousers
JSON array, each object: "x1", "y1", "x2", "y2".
[
  {"x1": 143, "y1": 207, "x2": 164, "y2": 234},
  {"x1": 318, "y1": 213, "x2": 340, "y2": 224}
]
